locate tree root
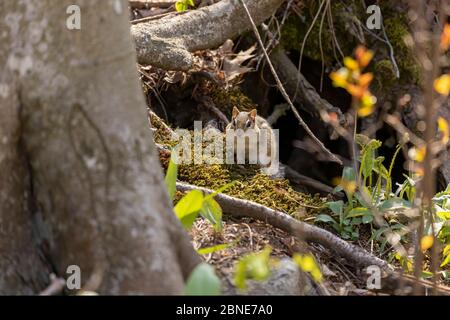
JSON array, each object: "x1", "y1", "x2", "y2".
[
  {"x1": 269, "y1": 46, "x2": 346, "y2": 129},
  {"x1": 131, "y1": 0, "x2": 285, "y2": 70},
  {"x1": 176, "y1": 181, "x2": 450, "y2": 295},
  {"x1": 176, "y1": 181, "x2": 388, "y2": 268}
]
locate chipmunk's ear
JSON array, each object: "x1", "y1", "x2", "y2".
[
  {"x1": 232, "y1": 106, "x2": 240, "y2": 118},
  {"x1": 249, "y1": 109, "x2": 257, "y2": 121}
]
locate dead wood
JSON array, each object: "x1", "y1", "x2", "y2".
[
  {"x1": 177, "y1": 181, "x2": 450, "y2": 295},
  {"x1": 176, "y1": 181, "x2": 388, "y2": 269},
  {"x1": 131, "y1": 0, "x2": 285, "y2": 70}
]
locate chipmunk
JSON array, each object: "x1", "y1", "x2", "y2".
[{"x1": 225, "y1": 106, "x2": 278, "y2": 174}]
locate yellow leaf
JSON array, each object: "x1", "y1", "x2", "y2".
[
  {"x1": 358, "y1": 104, "x2": 375, "y2": 117},
  {"x1": 330, "y1": 68, "x2": 349, "y2": 88},
  {"x1": 438, "y1": 116, "x2": 449, "y2": 144},
  {"x1": 408, "y1": 146, "x2": 426, "y2": 163},
  {"x1": 344, "y1": 57, "x2": 359, "y2": 71},
  {"x1": 434, "y1": 74, "x2": 450, "y2": 96},
  {"x1": 293, "y1": 253, "x2": 323, "y2": 283},
  {"x1": 357, "y1": 93, "x2": 376, "y2": 117},
  {"x1": 420, "y1": 235, "x2": 434, "y2": 251}
]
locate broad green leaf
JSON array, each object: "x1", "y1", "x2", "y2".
[
  {"x1": 380, "y1": 198, "x2": 411, "y2": 211},
  {"x1": 174, "y1": 190, "x2": 204, "y2": 228},
  {"x1": 347, "y1": 207, "x2": 369, "y2": 218},
  {"x1": 362, "y1": 214, "x2": 373, "y2": 224},
  {"x1": 315, "y1": 214, "x2": 337, "y2": 224},
  {"x1": 327, "y1": 201, "x2": 344, "y2": 216},
  {"x1": 164, "y1": 156, "x2": 178, "y2": 200},
  {"x1": 361, "y1": 148, "x2": 374, "y2": 178},
  {"x1": 197, "y1": 243, "x2": 232, "y2": 255},
  {"x1": 175, "y1": 1, "x2": 188, "y2": 12},
  {"x1": 204, "y1": 181, "x2": 236, "y2": 201},
  {"x1": 342, "y1": 166, "x2": 356, "y2": 183},
  {"x1": 185, "y1": 263, "x2": 221, "y2": 295},
  {"x1": 200, "y1": 198, "x2": 223, "y2": 231}
]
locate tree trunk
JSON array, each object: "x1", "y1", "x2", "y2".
[{"x1": 0, "y1": 0, "x2": 199, "y2": 294}]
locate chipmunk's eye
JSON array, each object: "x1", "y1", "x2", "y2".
[
  {"x1": 245, "y1": 120, "x2": 251, "y2": 128},
  {"x1": 232, "y1": 119, "x2": 237, "y2": 127}
]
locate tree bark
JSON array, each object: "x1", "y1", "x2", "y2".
[
  {"x1": 1, "y1": 0, "x2": 199, "y2": 294},
  {"x1": 131, "y1": 0, "x2": 285, "y2": 70}
]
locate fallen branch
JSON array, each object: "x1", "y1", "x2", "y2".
[
  {"x1": 269, "y1": 46, "x2": 345, "y2": 126},
  {"x1": 131, "y1": 0, "x2": 285, "y2": 70},
  {"x1": 177, "y1": 181, "x2": 387, "y2": 268},
  {"x1": 177, "y1": 181, "x2": 450, "y2": 295}
]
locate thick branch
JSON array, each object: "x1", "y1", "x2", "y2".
[
  {"x1": 131, "y1": 0, "x2": 285, "y2": 70},
  {"x1": 176, "y1": 181, "x2": 387, "y2": 269},
  {"x1": 177, "y1": 182, "x2": 450, "y2": 295},
  {"x1": 270, "y1": 46, "x2": 345, "y2": 125}
]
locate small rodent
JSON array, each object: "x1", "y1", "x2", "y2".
[{"x1": 226, "y1": 106, "x2": 278, "y2": 174}]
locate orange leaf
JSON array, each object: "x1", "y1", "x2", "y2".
[
  {"x1": 355, "y1": 46, "x2": 373, "y2": 68},
  {"x1": 420, "y1": 235, "x2": 434, "y2": 251},
  {"x1": 347, "y1": 84, "x2": 365, "y2": 98},
  {"x1": 440, "y1": 23, "x2": 450, "y2": 50},
  {"x1": 358, "y1": 73, "x2": 373, "y2": 88}
]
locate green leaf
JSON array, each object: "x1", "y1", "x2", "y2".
[
  {"x1": 436, "y1": 211, "x2": 450, "y2": 220},
  {"x1": 175, "y1": 1, "x2": 188, "y2": 12},
  {"x1": 174, "y1": 190, "x2": 204, "y2": 228},
  {"x1": 441, "y1": 251, "x2": 450, "y2": 267},
  {"x1": 361, "y1": 148, "x2": 375, "y2": 179},
  {"x1": 164, "y1": 156, "x2": 178, "y2": 200},
  {"x1": 327, "y1": 201, "x2": 344, "y2": 216},
  {"x1": 185, "y1": 263, "x2": 221, "y2": 295},
  {"x1": 234, "y1": 247, "x2": 272, "y2": 290},
  {"x1": 187, "y1": 0, "x2": 195, "y2": 7},
  {"x1": 315, "y1": 214, "x2": 337, "y2": 224},
  {"x1": 380, "y1": 198, "x2": 411, "y2": 211},
  {"x1": 197, "y1": 243, "x2": 232, "y2": 255},
  {"x1": 347, "y1": 207, "x2": 369, "y2": 218},
  {"x1": 204, "y1": 181, "x2": 236, "y2": 201},
  {"x1": 342, "y1": 166, "x2": 356, "y2": 183},
  {"x1": 362, "y1": 214, "x2": 373, "y2": 224},
  {"x1": 200, "y1": 198, "x2": 223, "y2": 231}
]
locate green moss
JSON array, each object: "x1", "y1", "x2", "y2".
[
  {"x1": 209, "y1": 84, "x2": 257, "y2": 117},
  {"x1": 280, "y1": 0, "x2": 421, "y2": 87},
  {"x1": 280, "y1": 0, "x2": 359, "y2": 65},
  {"x1": 158, "y1": 130, "x2": 325, "y2": 220},
  {"x1": 373, "y1": 59, "x2": 397, "y2": 90},
  {"x1": 176, "y1": 162, "x2": 324, "y2": 219},
  {"x1": 383, "y1": 17, "x2": 420, "y2": 84}
]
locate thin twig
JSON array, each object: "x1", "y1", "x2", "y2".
[{"x1": 238, "y1": 0, "x2": 342, "y2": 165}]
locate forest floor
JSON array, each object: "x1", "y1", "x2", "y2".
[{"x1": 133, "y1": 0, "x2": 450, "y2": 295}]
